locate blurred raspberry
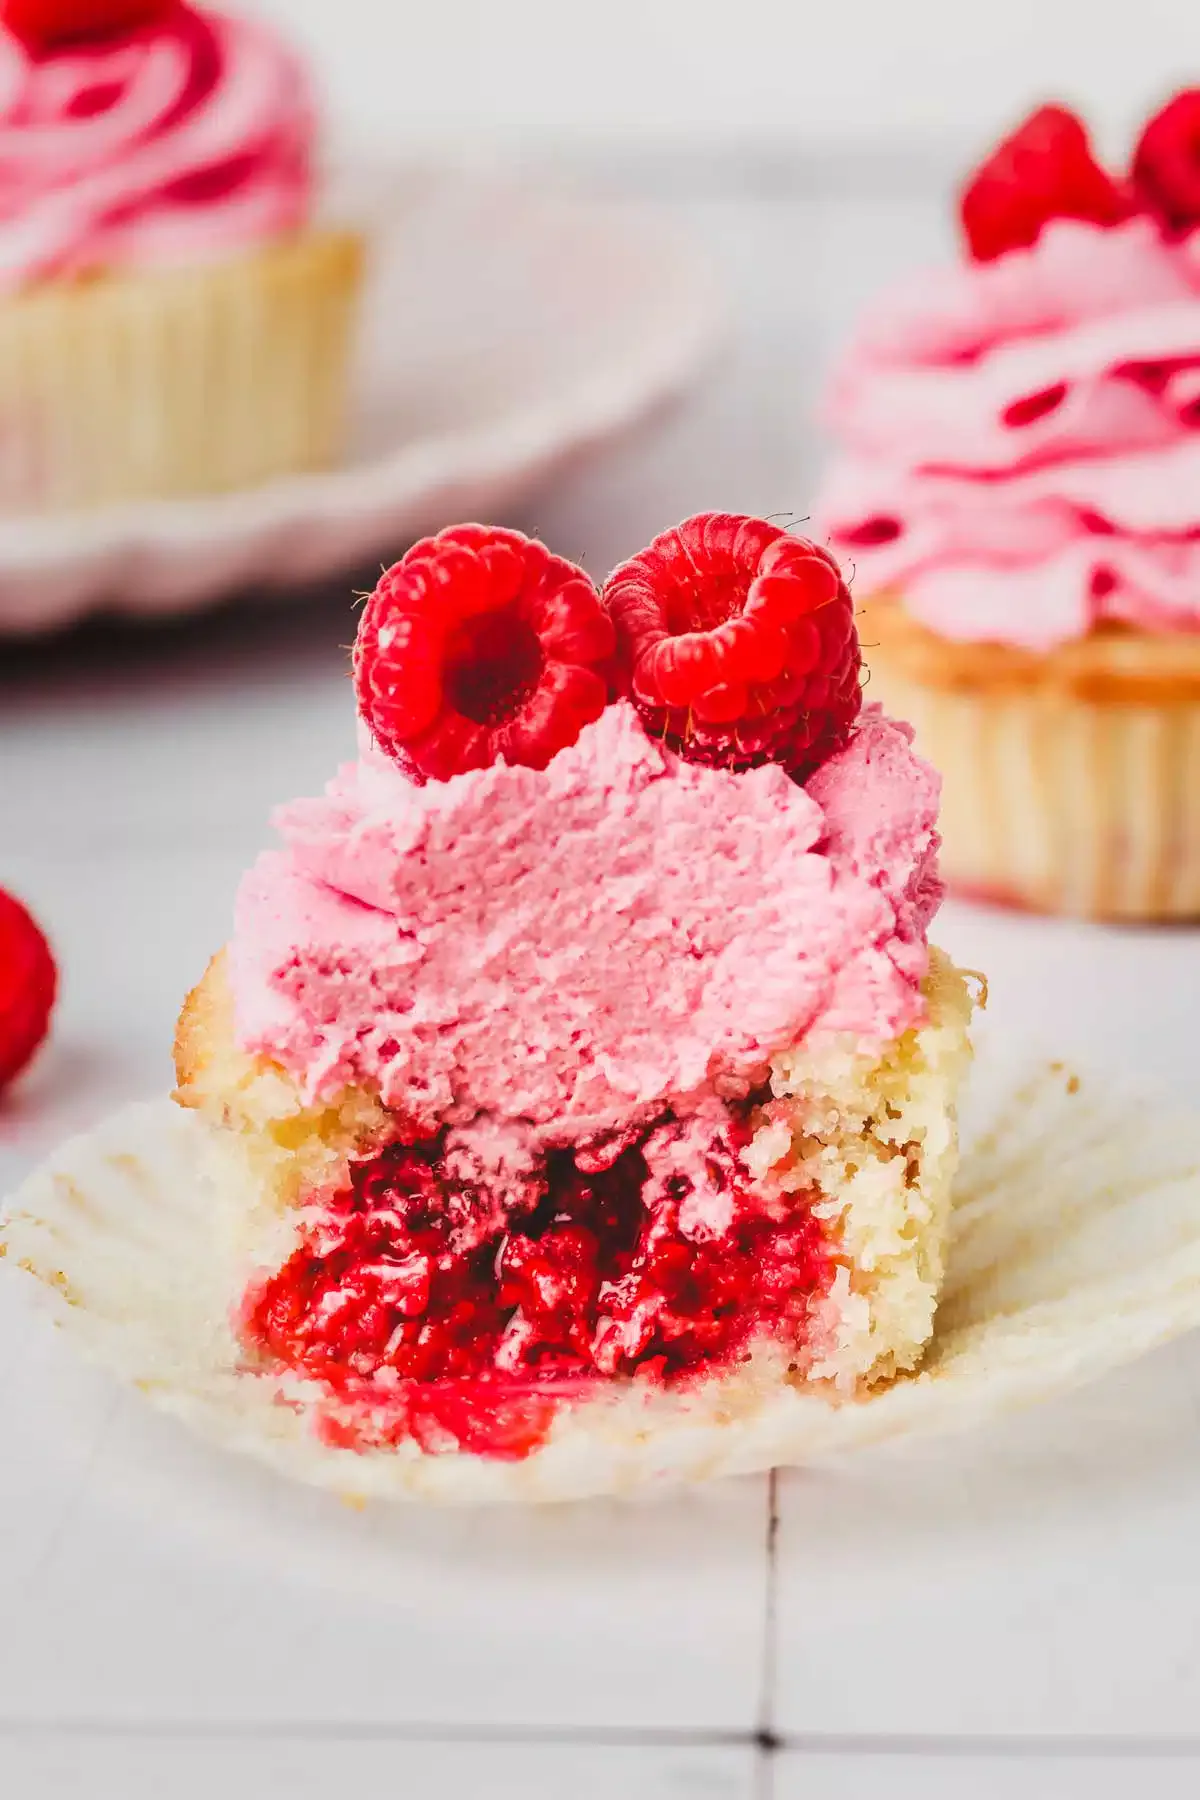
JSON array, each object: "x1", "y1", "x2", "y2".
[
  {"x1": 960, "y1": 104, "x2": 1127, "y2": 262},
  {"x1": 0, "y1": 888, "x2": 56, "y2": 1095},
  {"x1": 1132, "y1": 90, "x2": 1200, "y2": 234}
]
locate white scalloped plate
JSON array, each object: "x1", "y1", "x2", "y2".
[
  {"x1": 0, "y1": 161, "x2": 723, "y2": 635},
  {"x1": 6, "y1": 1053, "x2": 1200, "y2": 1505}
]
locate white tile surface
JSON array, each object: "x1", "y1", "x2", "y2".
[
  {"x1": 935, "y1": 900, "x2": 1200, "y2": 1106},
  {"x1": 0, "y1": 846, "x2": 245, "y2": 1193},
  {"x1": 0, "y1": 606, "x2": 358, "y2": 856},
  {"x1": 0, "y1": 1737, "x2": 757, "y2": 1800},
  {"x1": 774, "y1": 1332, "x2": 1200, "y2": 1739},
  {"x1": 774, "y1": 1753, "x2": 1200, "y2": 1800}
]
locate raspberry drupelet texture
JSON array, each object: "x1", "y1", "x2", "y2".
[
  {"x1": 959, "y1": 104, "x2": 1128, "y2": 262},
  {"x1": 0, "y1": 888, "x2": 56, "y2": 1094},
  {"x1": 354, "y1": 525, "x2": 615, "y2": 783},
  {"x1": 1132, "y1": 89, "x2": 1200, "y2": 235},
  {"x1": 602, "y1": 512, "x2": 862, "y2": 777}
]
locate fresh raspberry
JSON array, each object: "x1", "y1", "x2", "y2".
[
  {"x1": 959, "y1": 105, "x2": 1128, "y2": 262},
  {"x1": 2, "y1": 0, "x2": 174, "y2": 47},
  {"x1": 354, "y1": 525, "x2": 615, "y2": 784},
  {"x1": 0, "y1": 888, "x2": 56, "y2": 1095},
  {"x1": 1132, "y1": 90, "x2": 1200, "y2": 235},
  {"x1": 602, "y1": 513, "x2": 861, "y2": 778}
]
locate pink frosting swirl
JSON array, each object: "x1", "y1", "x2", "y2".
[
  {"x1": 0, "y1": 5, "x2": 313, "y2": 290},
  {"x1": 816, "y1": 217, "x2": 1200, "y2": 649}
]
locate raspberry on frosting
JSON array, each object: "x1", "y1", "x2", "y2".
[
  {"x1": 353, "y1": 524, "x2": 615, "y2": 784},
  {"x1": 602, "y1": 512, "x2": 862, "y2": 778},
  {"x1": 1132, "y1": 90, "x2": 1200, "y2": 236},
  {"x1": 960, "y1": 104, "x2": 1128, "y2": 263},
  {"x1": 817, "y1": 82, "x2": 1200, "y2": 654}
]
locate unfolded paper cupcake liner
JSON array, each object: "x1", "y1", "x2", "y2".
[
  {"x1": 5, "y1": 1053, "x2": 1200, "y2": 1505},
  {"x1": 868, "y1": 665, "x2": 1200, "y2": 920},
  {"x1": 0, "y1": 228, "x2": 363, "y2": 515}
]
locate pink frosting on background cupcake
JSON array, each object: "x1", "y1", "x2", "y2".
[
  {"x1": 816, "y1": 215, "x2": 1200, "y2": 650},
  {"x1": 0, "y1": 3, "x2": 313, "y2": 290}
]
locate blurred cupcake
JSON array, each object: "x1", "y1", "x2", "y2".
[
  {"x1": 0, "y1": 0, "x2": 363, "y2": 513},
  {"x1": 816, "y1": 98, "x2": 1200, "y2": 920}
]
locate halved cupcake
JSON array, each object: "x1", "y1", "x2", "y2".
[
  {"x1": 0, "y1": 0, "x2": 362, "y2": 513},
  {"x1": 175, "y1": 516, "x2": 974, "y2": 1464},
  {"x1": 816, "y1": 96, "x2": 1200, "y2": 918}
]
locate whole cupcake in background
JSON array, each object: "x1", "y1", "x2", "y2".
[
  {"x1": 0, "y1": 0, "x2": 362, "y2": 513},
  {"x1": 815, "y1": 95, "x2": 1200, "y2": 920}
]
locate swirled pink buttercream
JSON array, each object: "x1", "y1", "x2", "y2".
[
  {"x1": 816, "y1": 217, "x2": 1200, "y2": 648},
  {"x1": 0, "y1": 4, "x2": 312, "y2": 290},
  {"x1": 229, "y1": 703, "x2": 942, "y2": 1138}
]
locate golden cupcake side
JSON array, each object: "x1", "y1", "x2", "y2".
[
  {"x1": 862, "y1": 594, "x2": 1200, "y2": 918},
  {"x1": 0, "y1": 229, "x2": 364, "y2": 515}
]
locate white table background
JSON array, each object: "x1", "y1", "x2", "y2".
[
  {"x1": 4, "y1": 152, "x2": 1200, "y2": 1800},
  {"x1": 259, "y1": 0, "x2": 1196, "y2": 166}
]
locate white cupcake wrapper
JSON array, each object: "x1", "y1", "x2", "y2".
[{"x1": 5, "y1": 1057, "x2": 1200, "y2": 1505}]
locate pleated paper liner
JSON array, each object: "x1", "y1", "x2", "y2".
[
  {"x1": 860, "y1": 599, "x2": 1200, "y2": 920},
  {"x1": 0, "y1": 228, "x2": 363, "y2": 515},
  {"x1": 5, "y1": 1055, "x2": 1200, "y2": 1505}
]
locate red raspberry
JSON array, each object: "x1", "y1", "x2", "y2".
[
  {"x1": 353, "y1": 525, "x2": 615, "y2": 784},
  {"x1": 1132, "y1": 91, "x2": 1200, "y2": 235},
  {"x1": 602, "y1": 513, "x2": 861, "y2": 779},
  {"x1": 960, "y1": 105, "x2": 1128, "y2": 262},
  {"x1": 0, "y1": 889, "x2": 56, "y2": 1095},
  {"x1": 2, "y1": 0, "x2": 174, "y2": 47}
]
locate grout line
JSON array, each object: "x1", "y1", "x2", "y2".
[
  {"x1": 758, "y1": 1469, "x2": 781, "y2": 1742},
  {"x1": 775, "y1": 1737, "x2": 1200, "y2": 1760},
  {"x1": 752, "y1": 1469, "x2": 782, "y2": 1800},
  {"x1": 10, "y1": 1720, "x2": 1200, "y2": 1763},
  {"x1": 753, "y1": 1742, "x2": 775, "y2": 1800},
  {"x1": 0, "y1": 1722, "x2": 757, "y2": 1749}
]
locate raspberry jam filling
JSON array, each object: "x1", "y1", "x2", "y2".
[{"x1": 241, "y1": 1109, "x2": 834, "y2": 1461}]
